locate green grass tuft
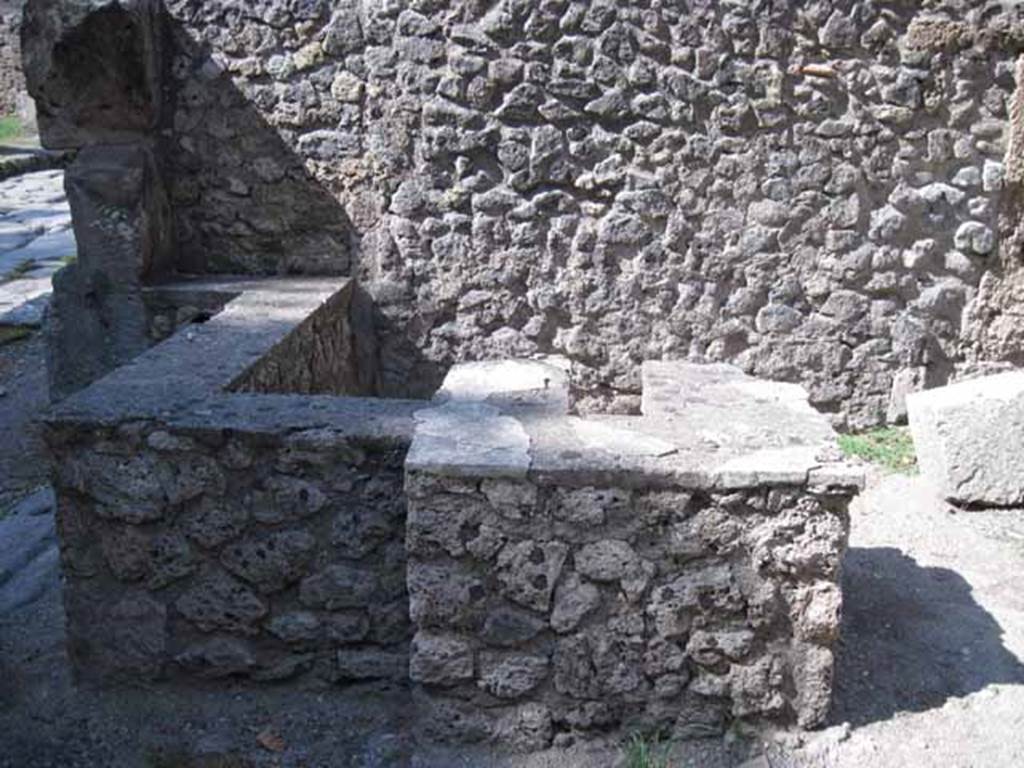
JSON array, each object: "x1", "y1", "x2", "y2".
[
  {"x1": 838, "y1": 426, "x2": 917, "y2": 474},
  {"x1": 0, "y1": 114, "x2": 24, "y2": 143},
  {"x1": 5, "y1": 259, "x2": 34, "y2": 281},
  {"x1": 0, "y1": 326, "x2": 32, "y2": 346},
  {"x1": 623, "y1": 732, "x2": 671, "y2": 768}
]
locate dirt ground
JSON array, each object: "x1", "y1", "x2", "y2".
[{"x1": 1, "y1": 327, "x2": 1023, "y2": 767}]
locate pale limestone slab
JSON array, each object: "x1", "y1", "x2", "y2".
[
  {"x1": 414, "y1": 359, "x2": 863, "y2": 491},
  {"x1": 907, "y1": 371, "x2": 1024, "y2": 506},
  {"x1": 406, "y1": 401, "x2": 531, "y2": 478}
]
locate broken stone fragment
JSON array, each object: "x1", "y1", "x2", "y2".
[
  {"x1": 176, "y1": 571, "x2": 268, "y2": 635},
  {"x1": 496, "y1": 540, "x2": 568, "y2": 613},
  {"x1": 298, "y1": 564, "x2": 378, "y2": 610},
  {"x1": 550, "y1": 572, "x2": 601, "y2": 634},
  {"x1": 220, "y1": 530, "x2": 317, "y2": 594},
  {"x1": 493, "y1": 703, "x2": 553, "y2": 752},
  {"x1": 326, "y1": 612, "x2": 371, "y2": 645},
  {"x1": 551, "y1": 487, "x2": 630, "y2": 525},
  {"x1": 407, "y1": 562, "x2": 486, "y2": 629},
  {"x1": 146, "y1": 532, "x2": 195, "y2": 590},
  {"x1": 250, "y1": 476, "x2": 328, "y2": 524},
  {"x1": 182, "y1": 497, "x2": 249, "y2": 549},
  {"x1": 266, "y1": 611, "x2": 321, "y2": 645},
  {"x1": 330, "y1": 504, "x2": 393, "y2": 559},
  {"x1": 789, "y1": 582, "x2": 843, "y2": 643},
  {"x1": 953, "y1": 221, "x2": 994, "y2": 255},
  {"x1": 686, "y1": 628, "x2": 756, "y2": 666},
  {"x1": 336, "y1": 649, "x2": 408, "y2": 681},
  {"x1": 552, "y1": 633, "x2": 599, "y2": 699},
  {"x1": 176, "y1": 637, "x2": 255, "y2": 679},
  {"x1": 406, "y1": 494, "x2": 485, "y2": 558},
  {"x1": 573, "y1": 540, "x2": 641, "y2": 582},
  {"x1": 477, "y1": 653, "x2": 549, "y2": 699},
  {"x1": 480, "y1": 606, "x2": 546, "y2": 647},
  {"x1": 61, "y1": 452, "x2": 165, "y2": 524},
  {"x1": 908, "y1": 371, "x2": 1024, "y2": 506},
  {"x1": 409, "y1": 631, "x2": 475, "y2": 686}
]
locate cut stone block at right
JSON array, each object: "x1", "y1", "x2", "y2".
[{"x1": 907, "y1": 372, "x2": 1024, "y2": 507}]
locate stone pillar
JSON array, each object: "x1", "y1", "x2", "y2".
[
  {"x1": 48, "y1": 143, "x2": 174, "y2": 396},
  {"x1": 21, "y1": 0, "x2": 174, "y2": 398}
]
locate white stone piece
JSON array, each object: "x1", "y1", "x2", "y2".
[
  {"x1": 406, "y1": 401, "x2": 531, "y2": 478},
  {"x1": 434, "y1": 357, "x2": 570, "y2": 413},
  {"x1": 907, "y1": 371, "x2": 1024, "y2": 506}
]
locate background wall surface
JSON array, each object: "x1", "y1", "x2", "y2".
[
  {"x1": 27, "y1": 0, "x2": 1024, "y2": 426},
  {"x1": 0, "y1": 1, "x2": 25, "y2": 117}
]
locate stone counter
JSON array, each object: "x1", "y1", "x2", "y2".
[
  {"x1": 44, "y1": 277, "x2": 425, "y2": 684},
  {"x1": 44, "y1": 286, "x2": 861, "y2": 748},
  {"x1": 406, "y1": 360, "x2": 862, "y2": 747}
]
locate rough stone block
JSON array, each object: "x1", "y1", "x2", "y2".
[
  {"x1": 907, "y1": 371, "x2": 1024, "y2": 506},
  {"x1": 48, "y1": 143, "x2": 174, "y2": 399},
  {"x1": 22, "y1": 0, "x2": 165, "y2": 148}
]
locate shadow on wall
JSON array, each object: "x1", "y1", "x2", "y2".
[
  {"x1": 830, "y1": 546, "x2": 1024, "y2": 728},
  {"x1": 23, "y1": 0, "x2": 444, "y2": 399},
  {"x1": 165, "y1": 20, "x2": 445, "y2": 398}
]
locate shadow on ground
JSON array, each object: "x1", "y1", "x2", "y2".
[{"x1": 830, "y1": 546, "x2": 1024, "y2": 727}]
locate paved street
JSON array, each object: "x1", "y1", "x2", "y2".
[{"x1": 0, "y1": 169, "x2": 74, "y2": 327}]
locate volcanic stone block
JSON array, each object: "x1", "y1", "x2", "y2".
[
  {"x1": 22, "y1": 0, "x2": 165, "y2": 148},
  {"x1": 48, "y1": 143, "x2": 174, "y2": 399},
  {"x1": 907, "y1": 371, "x2": 1024, "y2": 506}
]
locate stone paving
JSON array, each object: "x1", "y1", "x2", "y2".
[{"x1": 0, "y1": 169, "x2": 74, "y2": 327}]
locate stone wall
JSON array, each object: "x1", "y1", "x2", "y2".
[
  {"x1": 406, "y1": 474, "x2": 851, "y2": 748},
  {"x1": 0, "y1": 1, "x2": 24, "y2": 118},
  {"x1": 147, "y1": 0, "x2": 1024, "y2": 426},
  {"x1": 46, "y1": 420, "x2": 411, "y2": 685}
]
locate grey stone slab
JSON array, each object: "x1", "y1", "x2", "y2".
[
  {"x1": 406, "y1": 401, "x2": 531, "y2": 478},
  {"x1": 0, "y1": 490, "x2": 57, "y2": 614},
  {"x1": 0, "y1": 276, "x2": 51, "y2": 326},
  {"x1": 641, "y1": 361, "x2": 836, "y2": 449},
  {"x1": 409, "y1": 359, "x2": 863, "y2": 491},
  {"x1": 434, "y1": 358, "x2": 570, "y2": 415},
  {"x1": 8, "y1": 226, "x2": 75, "y2": 263},
  {"x1": 907, "y1": 372, "x2": 1024, "y2": 506}
]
